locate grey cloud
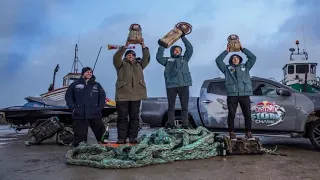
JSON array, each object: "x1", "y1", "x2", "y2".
[
  {"x1": 0, "y1": 1, "x2": 51, "y2": 39},
  {"x1": 1, "y1": 1, "x2": 320, "y2": 108},
  {"x1": 99, "y1": 13, "x2": 145, "y2": 28},
  {"x1": 0, "y1": 52, "x2": 26, "y2": 69}
]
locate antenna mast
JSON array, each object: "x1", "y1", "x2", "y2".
[
  {"x1": 289, "y1": 40, "x2": 308, "y2": 61},
  {"x1": 301, "y1": 22, "x2": 307, "y2": 51},
  {"x1": 93, "y1": 46, "x2": 102, "y2": 71},
  {"x1": 72, "y1": 44, "x2": 79, "y2": 73}
]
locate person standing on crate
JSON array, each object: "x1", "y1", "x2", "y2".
[
  {"x1": 65, "y1": 67, "x2": 107, "y2": 147},
  {"x1": 156, "y1": 33, "x2": 193, "y2": 129},
  {"x1": 215, "y1": 43, "x2": 256, "y2": 141},
  {"x1": 113, "y1": 39, "x2": 150, "y2": 144}
]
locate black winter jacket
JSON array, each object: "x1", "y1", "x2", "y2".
[{"x1": 65, "y1": 76, "x2": 106, "y2": 119}]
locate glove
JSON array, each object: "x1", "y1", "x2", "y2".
[
  {"x1": 158, "y1": 39, "x2": 163, "y2": 47},
  {"x1": 180, "y1": 31, "x2": 186, "y2": 38}
]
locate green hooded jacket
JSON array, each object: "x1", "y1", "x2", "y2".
[
  {"x1": 215, "y1": 48, "x2": 256, "y2": 96},
  {"x1": 156, "y1": 36, "x2": 193, "y2": 88}
]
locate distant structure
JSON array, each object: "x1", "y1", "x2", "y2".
[
  {"x1": 40, "y1": 44, "x2": 82, "y2": 100},
  {"x1": 281, "y1": 40, "x2": 320, "y2": 93}
]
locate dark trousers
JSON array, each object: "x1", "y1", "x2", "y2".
[
  {"x1": 72, "y1": 118, "x2": 106, "y2": 147},
  {"x1": 116, "y1": 100, "x2": 141, "y2": 140},
  {"x1": 227, "y1": 96, "x2": 252, "y2": 132},
  {"x1": 166, "y1": 86, "x2": 189, "y2": 125}
]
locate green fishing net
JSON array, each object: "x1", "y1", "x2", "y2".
[{"x1": 65, "y1": 126, "x2": 225, "y2": 169}]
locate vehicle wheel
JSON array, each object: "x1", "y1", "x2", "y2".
[{"x1": 308, "y1": 119, "x2": 320, "y2": 151}]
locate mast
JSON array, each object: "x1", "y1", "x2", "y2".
[
  {"x1": 72, "y1": 44, "x2": 79, "y2": 73},
  {"x1": 51, "y1": 64, "x2": 59, "y2": 90},
  {"x1": 289, "y1": 40, "x2": 308, "y2": 61}
]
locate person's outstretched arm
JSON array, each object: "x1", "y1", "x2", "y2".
[
  {"x1": 241, "y1": 48, "x2": 256, "y2": 71},
  {"x1": 181, "y1": 36, "x2": 193, "y2": 62},
  {"x1": 140, "y1": 40, "x2": 150, "y2": 69},
  {"x1": 113, "y1": 41, "x2": 129, "y2": 70},
  {"x1": 156, "y1": 40, "x2": 168, "y2": 66},
  {"x1": 215, "y1": 50, "x2": 228, "y2": 74}
]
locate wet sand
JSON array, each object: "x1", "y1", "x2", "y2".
[{"x1": 0, "y1": 126, "x2": 320, "y2": 180}]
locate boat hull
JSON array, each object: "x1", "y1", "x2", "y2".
[
  {"x1": 0, "y1": 105, "x2": 117, "y2": 128},
  {"x1": 288, "y1": 83, "x2": 320, "y2": 93}
]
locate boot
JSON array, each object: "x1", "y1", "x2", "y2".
[
  {"x1": 245, "y1": 131, "x2": 255, "y2": 140},
  {"x1": 165, "y1": 121, "x2": 176, "y2": 129},
  {"x1": 229, "y1": 132, "x2": 237, "y2": 141},
  {"x1": 129, "y1": 138, "x2": 137, "y2": 144},
  {"x1": 182, "y1": 123, "x2": 193, "y2": 129},
  {"x1": 116, "y1": 139, "x2": 126, "y2": 144},
  {"x1": 181, "y1": 110, "x2": 191, "y2": 129}
]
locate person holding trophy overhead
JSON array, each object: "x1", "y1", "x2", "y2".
[
  {"x1": 113, "y1": 31, "x2": 150, "y2": 144},
  {"x1": 215, "y1": 35, "x2": 256, "y2": 141},
  {"x1": 156, "y1": 22, "x2": 194, "y2": 129}
]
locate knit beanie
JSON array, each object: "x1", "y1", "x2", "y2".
[
  {"x1": 81, "y1": 67, "x2": 92, "y2": 75},
  {"x1": 125, "y1": 50, "x2": 136, "y2": 57}
]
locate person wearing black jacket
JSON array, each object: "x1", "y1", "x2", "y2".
[{"x1": 65, "y1": 67, "x2": 106, "y2": 147}]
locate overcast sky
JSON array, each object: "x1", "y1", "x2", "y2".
[{"x1": 0, "y1": 0, "x2": 319, "y2": 108}]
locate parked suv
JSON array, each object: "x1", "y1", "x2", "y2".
[{"x1": 141, "y1": 76, "x2": 320, "y2": 150}]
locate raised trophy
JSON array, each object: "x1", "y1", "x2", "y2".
[
  {"x1": 227, "y1": 34, "x2": 241, "y2": 52},
  {"x1": 159, "y1": 22, "x2": 192, "y2": 48},
  {"x1": 127, "y1": 24, "x2": 143, "y2": 44}
]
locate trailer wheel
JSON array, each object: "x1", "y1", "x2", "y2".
[{"x1": 308, "y1": 119, "x2": 320, "y2": 151}]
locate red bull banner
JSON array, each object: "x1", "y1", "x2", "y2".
[
  {"x1": 251, "y1": 101, "x2": 286, "y2": 126},
  {"x1": 107, "y1": 44, "x2": 135, "y2": 50}
]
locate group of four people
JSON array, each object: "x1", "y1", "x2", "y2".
[{"x1": 65, "y1": 34, "x2": 257, "y2": 147}]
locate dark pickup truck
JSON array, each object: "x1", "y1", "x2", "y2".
[{"x1": 141, "y1": 76, "x2": 320, "y2": 150}]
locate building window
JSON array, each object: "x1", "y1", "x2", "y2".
[
  {"x1": 288, "y1": 65, "x2": 294, "y2": 74},
  {"x1": 283, "y1": 67, "x2": 287, "y2": 76},
  {"x1": 23, "y1": 102, "x2": 45, "y2": 107},
  {"x1": 296, "y1": 65, "x2": 309, "y2": 73},
  {"x1": 310, "y1": 64, "x2": 316, "y2": 74},
  {"x1": 252, "y1": 81, "x2": 279, "y2": 96}
]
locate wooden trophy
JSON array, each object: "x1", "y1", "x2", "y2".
[
  {"x1": 227, "y1": 34, "x2": 241, "y2": 52},
  {"x1": 127, "y1": 24, "x2": 143, "y2": 44},
  {"x1": 159, "y1": 22, "x2": 192, "y2": 48}
]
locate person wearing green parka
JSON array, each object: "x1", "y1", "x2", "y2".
[
  {"x1": 215, "y1": 43, "x2": 256, "y2": 141},
  {"x1": 113, "y1": 39, "x2": 150, "y2": 144},
  {"x1": 156, "y1": 33, "x2": 193, "y2": 129}
]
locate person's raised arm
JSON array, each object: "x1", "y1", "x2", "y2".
[
  {"x1": 241, "y1": 47, "x2": 256, "y2": 71},
  {"x1": 181, "y1": 35, "x2": 193, "y2": 62},
  {"x1": 140, "y1": 39, "x2": 150, "y2": 69},
  {"x1": 156, "y1": 40, "x2": 167, "y2": 66},
  {"x1": 113, "y1": 41, "x2": 129, "y2": 70},
  {"x1": 215, "y1": 45, "x2": 230, "y2": 74}
]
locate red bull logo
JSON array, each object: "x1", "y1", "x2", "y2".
[
  {"x1": 251, "y1": 100, "x2": 286, "y2": 126},
  {"x1": 256, "y1": 101, "x2": 274, "y2": 107},
  {"x1": 255, "y1": 101, "x2": 276, "y2": 113}
]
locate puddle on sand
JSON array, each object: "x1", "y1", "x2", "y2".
[
  {"x1": 0, "y1": 137, "x2": 17, "y2": 141},
  {"x1": 0, "y1": 125, "x2": 27, "y2": 147},
  {"x1": 0, "y1": 142, "x2": 8, "y2": 146},
  {"x1": 0, "y1": 125, "x2": 159, "y2": 147}
]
